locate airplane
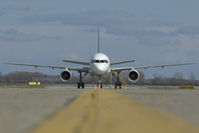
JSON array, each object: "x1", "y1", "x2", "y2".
[{"x1": 5, "y1": 25, "x2": 194, "y2": 89}]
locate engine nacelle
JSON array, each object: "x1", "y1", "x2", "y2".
[
  {"x1": 60, "y1": 69, "x2": 72, "y2": 82},
  {"x1": 128, "y1": 69, "x2": 139, "y2": 83}
]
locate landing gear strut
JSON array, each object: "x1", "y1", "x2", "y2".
[
  {"x1": 77, "y1": 72, "x2": 84, "y2": 89},
  {"x1": 114, "y1": 72, "x2": 122, "y2": 89},
  {"x1": 97, "y1": 76, "x2": 103, "y2": 89}
]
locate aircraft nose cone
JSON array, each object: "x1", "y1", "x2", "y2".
[{"x1": 95, "y1": 65, "x2": 108, "y2": 74}]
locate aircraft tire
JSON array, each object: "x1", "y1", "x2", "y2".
[
  {"x1": 114, "y1": 83, "x2": 118, "y2": 89},
  {"x1": 82, "y1": 83, "x2": 85, "y2": 89},
  {"x1": 100, "y1": 84, "x2": 103, "y2": 88},
  {"x1": 119, "y1": 82, "x2": 122, "y2": 89}
]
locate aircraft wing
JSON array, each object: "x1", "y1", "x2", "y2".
[
  {"x1": 62, "y1": 60, "x2": 90, "y2": 65},
  {"x1": 134, "y1": 63, "x2": 194, "y2": 69},
  {"x1": 111, "y1": 63, "x2": 194, "y2": 72},
  {"x1": 110, "y1": 60, "x2": 135, "y2": 65},
  {"x1": 4, "y1": 63, "x2": 89, "y2": 72}
]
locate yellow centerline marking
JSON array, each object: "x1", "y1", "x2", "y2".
[{"x1": 32, "y1": 89, "x2": 199, "y2": 133}]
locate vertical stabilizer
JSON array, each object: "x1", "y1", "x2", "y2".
[{"x1": 98, "y1": 25, "x2": 100, "y2": 53}]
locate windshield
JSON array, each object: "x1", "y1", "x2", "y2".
[{"x1": 92, "y1": 60, "x2": 108, "y2": 63}]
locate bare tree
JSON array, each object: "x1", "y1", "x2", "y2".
[
  {"x1": 0, "y1": 72, "x2": 2, "y2": 83},
  {"x1": 174, "y1": 72, "x2": 183, "y2": 79},
  {"x1": 189, "y1": 72, "x2": 195, "y2": 80},
  {"x1": 3, "y1": 71, "x2": 46, "y2": 83}
]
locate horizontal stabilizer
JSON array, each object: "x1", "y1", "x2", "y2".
[
  {"x1": 111, "y1": 60, "x2": 135, "y2": 65},
  {"x1": 62, "y1": 60, "x2": 90, "y2": 65}
]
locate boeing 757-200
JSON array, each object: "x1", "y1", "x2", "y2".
[{"x1": 5, "y1": 26, "x2": 194, "y2": 88}]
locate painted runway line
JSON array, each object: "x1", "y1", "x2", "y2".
[{"x1": 32, "y1": 89, "x2": 199, "y2": 133}]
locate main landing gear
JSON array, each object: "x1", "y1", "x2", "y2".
[
  {"x1": 114, "y1": 72, "x2": 122, "y2": 89},
  {"x1": 77, "y1": 72, "x2": 84, "y2": 89}
]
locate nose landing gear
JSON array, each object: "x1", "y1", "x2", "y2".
[
  {"x1": 96, "y1": 76, "x2": 103, "y2": 89},
  {"x1": 96, "y1": 80, "x2": 103, "y2": 88}
]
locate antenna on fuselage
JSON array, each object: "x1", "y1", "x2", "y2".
[{"x1": 98, "y1": 24, "x2": 100, "y2": 53}]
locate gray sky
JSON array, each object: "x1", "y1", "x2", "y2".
[{"x1": 0, "y1": 0, "x2": 198, "y2": 79}]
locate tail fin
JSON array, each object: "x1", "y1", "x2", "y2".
[{"x1": 98, "y1": 25, "x2": 100, "y2": 53}]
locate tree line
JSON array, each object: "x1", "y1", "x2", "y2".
[{"x1": 0, "y1": 71, "x2": 198, "y2": 86}]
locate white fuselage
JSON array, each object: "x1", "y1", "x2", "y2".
[{"x1": 89, "y1": 53, "x2": 110, "y2": 76}]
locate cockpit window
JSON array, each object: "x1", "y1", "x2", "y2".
[
  {"x1": 92, "y1": 60, "x2": 108, "y2": 63},
  {"x1": 104, "y1": 60, "x2": 108, "y2": 63}
]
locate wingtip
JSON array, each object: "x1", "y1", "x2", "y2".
[
  {"x1": 187, "y1": 62, "x2": 195, "y2": 65},
  {"x1": 4, "y1": 62, "x2": 11, "y2": 65}
]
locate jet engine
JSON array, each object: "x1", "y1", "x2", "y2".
[
  {"x1": 128, "y1": 69, "x2": 139, "y2": 83},
  {"x1": 60, "y1": 69, "x2": 72, "y2": 82}
]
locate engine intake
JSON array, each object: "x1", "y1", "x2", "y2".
[
  {"x1": 128, "y1": 69, "x2": 139, "y2": 83},
  {"x1": 60, "y1": 69, "x2": 72, "y2": 82}
]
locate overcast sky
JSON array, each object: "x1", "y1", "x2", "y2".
[{"x1": 0, "y1": 0, "x2": 198, "y2": 79}]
